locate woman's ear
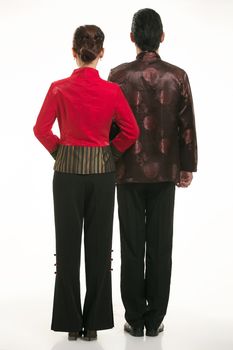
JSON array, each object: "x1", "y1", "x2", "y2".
[
  {"x1": 72, "y1": 48, "x2": 77, "y2": 59},
  {"x1": 99, "y1": 48, "x2": 105, "y2": 59}
]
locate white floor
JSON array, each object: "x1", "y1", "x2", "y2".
[{"x1": 1, "y1": 293, "x2": 233, "y2": 350}]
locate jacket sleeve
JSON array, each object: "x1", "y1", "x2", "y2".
[
  {"x1": 178, "y1": 73, "x2": 198, "y2": 172},
  {"x1": 33, "y1": 83, "x2": 60, "y2": 155},
  {"x1": 110, "y1": 85, "x2": 139, "y2": 160}
]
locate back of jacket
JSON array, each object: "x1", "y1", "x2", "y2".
[
  {"x1": 109, "y1": 51, "x2": 198, "y2": 184},
  {"x1": 34, "y1": 67, "x2": 139, "y2": 157}
]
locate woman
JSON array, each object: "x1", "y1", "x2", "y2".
[{"x1": 33, "y1": 25, "x2": 139, "y2": 341}]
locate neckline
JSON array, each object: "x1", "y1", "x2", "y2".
[
  {"x1": 136, "y1": 51, "x2": 161, "y2": 61},
  {"x1": 72, "y1": 66, "x2": 100, "y2": 78}
]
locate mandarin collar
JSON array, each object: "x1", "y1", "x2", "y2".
[
  {"x1": 71, "y1": 67, "x2": 100, "y2": 78},
  {"x1": 136, "y1": 51, "x2": 161, "y2": 61}
]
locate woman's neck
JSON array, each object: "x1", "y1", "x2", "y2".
[
  {"x1": 79, "y1": 63, "x2": 97, "y2": 69},
  {"x1": 76, "y1": 58, "x2": 99, "y2": 69}
]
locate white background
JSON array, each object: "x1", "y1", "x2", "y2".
[{"x1": 0, "y1": 0, "x2": 233, "y2": 349}]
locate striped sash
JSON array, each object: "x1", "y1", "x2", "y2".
[{"x1": 53, "y1": 145, "x2": 115, "y2": 174}]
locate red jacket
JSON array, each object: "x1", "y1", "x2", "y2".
[{"x1": 34, "y1": 67, "x2": 139, "y2": 154}]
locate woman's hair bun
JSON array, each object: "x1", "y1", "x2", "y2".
[
  {"x1": 79, "y1": 47, "x2": 97, "y2": 62},
  {"x1": 73, "y1": 25, "x2": 105, "y2": 63}
]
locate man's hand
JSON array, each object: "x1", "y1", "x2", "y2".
[{"x1": 176, "y1": 171, "x2": 193, "y2": 188}]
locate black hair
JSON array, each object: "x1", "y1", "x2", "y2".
[
  {"x1": 131, "y1": 8, "x2": 163, "y2": 51},
  {"x1": 73, "y1": 25, "x2": 105, "y2": 63}
]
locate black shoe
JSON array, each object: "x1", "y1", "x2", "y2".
[
  {"x1": 82, "y1": 330, "x2": 97, "y2": 341},
  {"x1": 146, "y1": 323, "x2": 164, "y2": 337},
  {"x1": 124, "y1": 322, "x2": 144, "y2": 337},
  {"x1": 68, "y1": 331, "x2": 82, "y2": 340}
]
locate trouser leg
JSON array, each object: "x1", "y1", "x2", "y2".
[
  {"x1": 51, "y1": 172, "x2": 84, "y2": 331},
  {"x1": 82, "y1": 173, "x2": 115, "y2": 330},
  {"x1": 144, "y1": 182, "x2": 175, "y2": 329},
  {"x1": 117, "y1": 184, "x2": 147, "y2": 328}
]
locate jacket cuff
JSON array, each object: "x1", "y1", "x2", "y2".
[{"x1": 110, "y1": 143, "x2": 123, "y2": 161}]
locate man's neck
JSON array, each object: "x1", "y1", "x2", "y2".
[
  {"x1": 136, "y1": 46, "x2": 159, "y2": 55},
  {"x1": 136, "y1": 46, "x2": 142, "y2": 55}
]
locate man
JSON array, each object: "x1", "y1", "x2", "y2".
[{"x1": 109, "y1": 8, "x2": 197, "y2": 337}]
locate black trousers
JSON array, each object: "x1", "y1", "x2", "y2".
[
  {"x1": 117, "y1": 182, "x2": 175, "y2": 330},
  {"x1": 51, "y1": 171, "x2": 115, "y2": 332}
]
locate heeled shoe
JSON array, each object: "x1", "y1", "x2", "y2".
[
  {"x1": 68, "y1": 331, "x2": 82, "y2": 340},
  {"x1": 82, "y1": 329, "x2": 97, "y2": 341}
]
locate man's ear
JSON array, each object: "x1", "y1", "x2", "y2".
[
  {"x1": 130, "y1": 32, "x2": 135, "y2": 43},
  {"x1": 160, "y1": 32, "x2": 165, "y2": 43}
]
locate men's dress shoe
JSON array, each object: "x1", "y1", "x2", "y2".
[
  {"x1": 82, "y1": 330, "x2": 97, "y2": 341},
  {"x1": 124, "y1": 322, "x2": 144, "y2": 337},
  {"x1": 146, "y1": 323, "x2": 164, "y2": 337},
  {"x1": 68, "y1": 331, "x2": 82, "y2": 340}
]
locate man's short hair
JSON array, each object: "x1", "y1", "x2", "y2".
[{"x1": 131, "y1": 8, "x2": 163, "y2": 51}]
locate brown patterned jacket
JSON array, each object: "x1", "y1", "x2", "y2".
[{"x1": 109, "y1": 51, "x2": 197, "y2": 184}]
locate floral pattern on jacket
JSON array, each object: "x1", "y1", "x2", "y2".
[{"x1": 109, "y1": 51, "x2": 197, "y2": 184}]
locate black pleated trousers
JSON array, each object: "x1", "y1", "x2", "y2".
[
  {"x1": 51, "y1": 171, "x2": 115, "y2": 332},
  {"x1": 117, "y1": 182, "x2": 175, "y2": 330}
]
